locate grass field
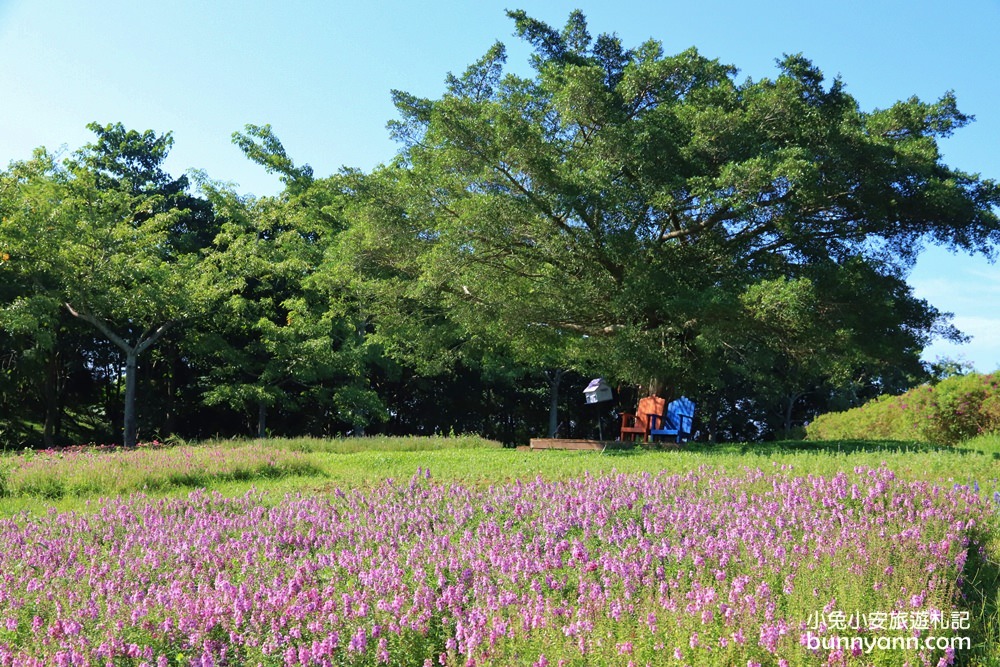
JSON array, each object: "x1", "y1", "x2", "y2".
[
  {"x1": 4, "y1": 434, "x2": 999, "y2": 511},
  {"x1": 0, "y1": 435, "x2": 997, "y2": 665}
]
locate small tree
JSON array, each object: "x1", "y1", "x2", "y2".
[
  {"x1": 0, "y1": 124, "x2": 219, "y2": 446},
  {"x1": 195, "y1": 126, "x2": 386, "y2": 437}
]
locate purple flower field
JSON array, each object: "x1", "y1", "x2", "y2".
[{"x1": 0, "y1": 465, "x2": 990, "y2": 666}]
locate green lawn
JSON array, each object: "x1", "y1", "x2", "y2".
[{"x1": 3, "y1": 434, "x2": 998, "y2": 514}]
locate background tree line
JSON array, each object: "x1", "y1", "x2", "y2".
[{"x1": 2, "y1": 12, "x2": 997, "y2": 448}]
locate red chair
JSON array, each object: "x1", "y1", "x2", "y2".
[{"x1": 619, "y1": 396, "x2": 666, "y2": 442}]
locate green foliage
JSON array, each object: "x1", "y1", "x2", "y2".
[
  {"x1": 193, "y1": 165, "x2": 386, "y2": 437},
  {"x1": 0, "y1": 124, "x2": 222, "y2": 447},
  {"x1": 344, "y1": 10, "x2": 997, "y2": 436},
  {"x1": 231, "y1": 123, "x2": 314, "y2": 193},
  {"x1": 806, "y1": 372, "x2": 1000, "y2": 445}
]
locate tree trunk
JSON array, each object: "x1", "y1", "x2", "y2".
[
  {"x1": 783, "y1": 391, "x2": 806, "y2": 439},
  {"x1": 123, "y1": 350, "x2": 139, "y2": 447},
  {"x1": 64, "y1": 303, "x2": 173, "y2": 447},
  {"x1": 42, "y1": 347, "x2": 60, "y2": 448},
  {"x1": 646, "y1": 377, "x2": 668, "y2": 398},
  {"x1": 547, "y1": 369, "x2": 565, "y2": 438},
  {"x1": 257, "y1": 400, "x2": 267, "y2": 439},
  {"x1": 705, "y1": 399, "x2": 718, "y2": 443},
  {"x1": 162, "y1": 350, "x2": 177, "y2": 437}
]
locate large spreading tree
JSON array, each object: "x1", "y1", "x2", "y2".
[{"x1": 344, "y1": 10, "x2": 999, "y2": 420}]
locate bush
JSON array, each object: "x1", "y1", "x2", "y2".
[{"x1": 806, "y1": 372, "x2": 1000, "y2": 445}]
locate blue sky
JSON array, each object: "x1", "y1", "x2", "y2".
[{"x1": 2, "y1": 0, "x2": 998, "y2": 370}]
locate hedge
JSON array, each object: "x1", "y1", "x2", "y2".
[{"x1": 805, "y1": 373, "x2": 1000, "y2": 445}]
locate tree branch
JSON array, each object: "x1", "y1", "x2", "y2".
[
  {"x1": 551, "y1": 321, "x2": 625, "y2": 336},
  {"x1": 64, "y1": 302, "x2": 174, "y2": 355},
  {"x1": 492, "y1": 162, "x2": 572, "y2": 234},
  {"x1": 136, "y1": 321, "x2": 175, "y2": 356},
  {"x1": 64, "y1": 303, "x2": 132, "y2": 353}
]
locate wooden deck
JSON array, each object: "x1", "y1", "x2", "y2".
[
  {"x1": 527, "y1": 438, "x2": 681, "y2": 451},
  {"x1": 529, "y1": 438, "x2": 637, "y2": 451}
]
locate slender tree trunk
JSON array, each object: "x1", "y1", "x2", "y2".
[
  {"x1": 123, "y1": 350, "x2": 139, "y2": 447},
  {"x1": 704, "y1": 399, "x2": 718, "y2": 443},
  {"x1": 162, "y1": 350, "x2": 177, "y2": 437},
  {"x1": 64, "y1": 303, "x2": 173, "y2": 447},
  {"x1": 257, "y1": 400, "x2": 267, "y2": 439},
  {"x1": 546, "y1": 369, "x2": 565, "y2": 438},
  {"x1": 783, "y1": 390, "x2": 806, "y2": 439},
  {"x1": 42, "y1": 347, "x2": 61, "y2": 448},
  {"x1": 646, "y1": 377, "x2": 668, "y2": 398}
]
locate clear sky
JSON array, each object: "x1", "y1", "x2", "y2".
[{"x1": 2, "y1": 0, "x2": 998, "y2": 370}]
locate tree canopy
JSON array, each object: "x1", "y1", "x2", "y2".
[{"x1": 341, "y1": 10, "x2": 998, "y2": 436}]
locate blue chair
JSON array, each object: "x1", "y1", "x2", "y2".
[{"x1": 649, "y1": 396, "x2": 695, "y2": 443}]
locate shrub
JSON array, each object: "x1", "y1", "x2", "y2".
[{"x1": 806, "y1": 372, "x2": 1000, "y2": 445}]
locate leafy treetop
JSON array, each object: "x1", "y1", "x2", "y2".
[{"x1": 361, "y1": 9, "x2": 999, "y2": 392}]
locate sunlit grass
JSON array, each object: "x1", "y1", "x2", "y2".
[
  {"x1": 0, "y1": 442, "x2": 321, "y2": 504},
  {"x1": 957, "y1": 432, "x2": 1000, "y2": 457},
  {"x1": 258, "y1": 433, "x2": 503, "y2": 453},
  {"x1": 2, "y1": 436, "x2": 998, "y2": 513}
]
